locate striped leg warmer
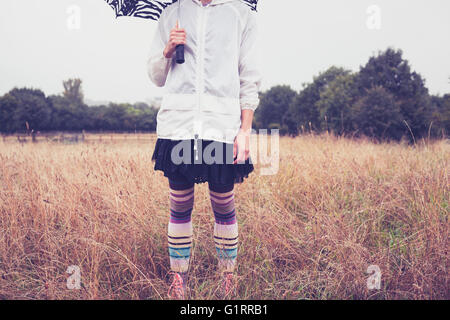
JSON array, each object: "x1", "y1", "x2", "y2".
[
  {"x1": 167, "y1": 179, "x2": 195, "y2": 273},
  {"x1": 209, "y1": 183, "x2": 238, "y2": 273}
]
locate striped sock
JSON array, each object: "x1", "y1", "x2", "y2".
[
  {"x1": 209, "y1": 183, "x2": 238, "y2": 273},
  {"x1": 168, "y1": 179, "x2": 195, "y2": 273}
]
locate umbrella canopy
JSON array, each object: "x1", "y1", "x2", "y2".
[
  {"x1": 105, "y1": 0, "x2": 259, "y2": 64},
  {"x1": 105, "y1": 0, "x2": 258, "y2": 20}
]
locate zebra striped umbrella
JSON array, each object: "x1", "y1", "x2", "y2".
[
  {"x1": 105, "y1": 0, "x2": 258, "y2": 20},
  {"x1": 104, "y1": 0, "x2": 259, "y2": 63}
]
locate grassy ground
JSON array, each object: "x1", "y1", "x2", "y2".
[{"x1": 0, "y1": 133, "x2": 448, "y2": 299}]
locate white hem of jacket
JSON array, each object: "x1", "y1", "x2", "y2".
[{"x1": 156, "y1": 93, "x2": 242, "y2": 144}]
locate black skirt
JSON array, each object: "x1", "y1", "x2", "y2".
[{"x1": 151, "y1": 138, "x2": 254, "y2": 185}]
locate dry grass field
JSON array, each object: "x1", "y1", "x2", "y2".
[{"x1": 0, "y1": 133, "x2": 448, "y2": 299}]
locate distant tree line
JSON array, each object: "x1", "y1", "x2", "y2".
[
  {"x1": 0, "y1": 48, "x2": 449, "y2": 142},
  {"x1": 254, "y1": 48, "x2": 449, "y2": 142},
  {"x1": 0, "y1": 79, "x2": 158, "y2": 133}
]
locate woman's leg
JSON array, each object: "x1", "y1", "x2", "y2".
[
  {"x1": 208, "y1": 181, "x2": 238, "y2": 273},
  {"x1": 167, "y1": 176, "x2": 195, "y2": 274}
]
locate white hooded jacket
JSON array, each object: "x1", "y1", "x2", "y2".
[{"x1": 147, "y1": 0, "x2": 262, "y2": 144}]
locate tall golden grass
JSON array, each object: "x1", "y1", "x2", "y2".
[{"x1": 0, "y1": 133, "x2": 448, "y2": 299}]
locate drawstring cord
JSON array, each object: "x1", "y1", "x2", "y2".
[{"x1": 194, "y1": 134, "x2": 199, "y2": 161}]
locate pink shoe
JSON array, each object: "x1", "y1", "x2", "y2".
[
  {"x1": 167, "y1": 272, "x2": 186, "y2": 300},
  {"x1": 218, "y1": 272, "x2": 236, "y2": 299}
]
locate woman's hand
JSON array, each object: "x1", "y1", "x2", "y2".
[
  {"x1": 163, "y1": 21, "x2": 186, "y2": 58},
  {"x1": 233, "y1": 129, "x2": 251, "y2": 164}
]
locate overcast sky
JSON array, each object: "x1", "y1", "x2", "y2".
[{"x1": 1, "y1": 0, "x2": 449, "y2": 105}]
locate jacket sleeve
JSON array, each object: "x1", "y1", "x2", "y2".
[
  {"x1": 238, "y1": 10, "x2": 262, "y2": 111},
  {"x1": 147, "y1": 14, "x2": 172, "y2": 87}
]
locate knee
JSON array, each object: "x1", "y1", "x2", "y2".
[
  {"x1": 169, "y1": 177, "x2": 194, "y2": 191},
  {"x1": 169, "y1": 179, "x2": 195, "y2": 217},
  {"x1": 209, "y1": 184, "x2": 236, "y2": 223},
  {"x1": 208, "y1": 182, "x2": 234, "y2": 194}
]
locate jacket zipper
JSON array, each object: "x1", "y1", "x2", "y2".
[{"x1": 195, "y1": 4, "x2": 208, "y2": 161}]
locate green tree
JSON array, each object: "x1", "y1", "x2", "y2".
[
  {"x1": 0, "y1": 88, "x2": 52, "y2": 132},
  {"x1": 442, "y1": 94, "x2": 450, "y2": 135},
  {"x1": 49, "y1": 94, "x2": 89, "y2": 131},
  {"x1": 134, "y1": 102, "x2": 158, "y2": 131},
  {"x1": 286, "y1": 66, "x2": 351, "y2": 135},
  {"x1": 49, "y1": 79, "x2": 90, "y2": 131},
  {"x1": 63, "y1": 78, "x2": 84, "y2": 105},
  {"x1": 430, "y1": 94, "x2": 450, "y2": 137},
  {"x1": 0, "y1": 93, "x2": 19, "y2": 133},
  {"x1": 357, "y1": 48, "x2": 433, "y2": 141},
  {"x1": 255, "y1": 85, "x2": 297, "y2": 131},
  {"x1": 87, "y1": 105, "x2": 109, "y2": 131},
  {"x1": 352, "y1": 86, "x2": 403, "y2": 141},
  {"x1": 316, "y1": 73, "x2": 358, "y2": 135}
]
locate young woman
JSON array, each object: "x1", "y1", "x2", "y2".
[{"x1": 147, "y1": 0, "x2": 261, "y2": 299}]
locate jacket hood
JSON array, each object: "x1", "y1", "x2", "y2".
[{"x1": 191, "y1": 0, "x2": 238, "y2": 8}]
